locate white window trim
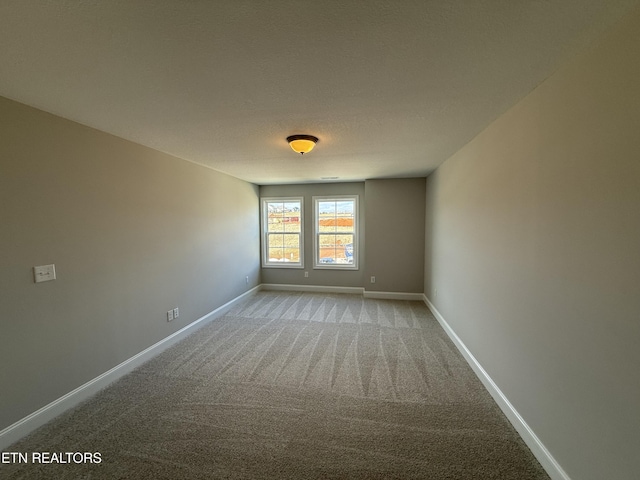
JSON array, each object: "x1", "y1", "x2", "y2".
[
  {"x1": 313, "y1": 195, "x2": 359, "y2": 270},
  {"x1": 261, "y1": 196, "x2": 304, "y2": 269}
]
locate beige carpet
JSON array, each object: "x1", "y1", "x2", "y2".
[{"x1": 4, "y1": 292, "x2": 550, "y2": 479}]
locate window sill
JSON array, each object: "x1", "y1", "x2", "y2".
[
  {"x1": 313, "y1": 265, "x2": 359, "y2": 270},
  {"x1": 262, "y1": 264, "x2": 304, "y2": 269}
]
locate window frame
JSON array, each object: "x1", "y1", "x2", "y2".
[
  {"x1": 313, "y1": 195, "x2": 359, "y2": 270},
  {"x1": 261, "y1": 196, "x2": 304, "y2": 269}
]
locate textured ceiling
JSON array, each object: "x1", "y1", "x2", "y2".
[{"x1": 1, "y1": 1, "x2": 638, "y2": 184}]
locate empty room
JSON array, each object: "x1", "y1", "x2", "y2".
[{"x1": 1, "y1": 2, "x2": 639, "y2": 479}]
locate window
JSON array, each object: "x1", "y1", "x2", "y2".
[
  {"x1": 313, "y1": 196, "x2": 358, "y2": 269},
  {"x1": 261, "y1": 197, "x2": 303, "y2": 268}
]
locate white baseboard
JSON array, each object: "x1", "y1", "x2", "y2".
[
  {"x1": 363, "y1": 290, "x2": 424, "y2": 301},
  {"x1": 422, "y1": 294, "x2": 570, "y2": 480},
  {"x1": 0, "y1": 286, "x2": 260, "y2": 450},
  {"x1": 261, "y1": 283, "x2": 364, "y2": 295},
  {"x1": 259, "y1": 284, "x2": 423, "y2": 301}
]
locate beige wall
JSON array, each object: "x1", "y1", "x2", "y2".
[
  {"x1": 365, "y1": 178, "x2": 425, "y2": 293},
  {"x1": 259, "y1": 183, "x2": 366, "y2": 288},
  {"x1": 424, "y1": 7, "x2": 640, "y2": 480},
  {"x1": 260, "y1": 179, "x2": 426, "y2": 292},
  {"x1": 0, "y1": 97, "x2": 260, "y2": 430}
]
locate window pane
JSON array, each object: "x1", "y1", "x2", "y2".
[
  {"x1": 267, "y1": 221, "x2": 284, "y2": 233},
  {"x1": 282, "y1": 234, "x2": 300, "y2": 262},
  {"x1": 283, "y1": 212, "x2": 301, "y2": 233},
  {"x1": 267, "y1": 202, "x2": 284, "y2": 232},
  {"x1": 318, "y1": 201, "x2": 336, "y2": 215},
  {"x1": 318, "y1": 200, "x2": 354, "y2": 234},
  {"x1": 268, "y1": 247, "x2": 284, "y2": 262},
  {"x1": 318, "y1": 234, "x2": 353, "y2": 264},
  {"x1": 268, "y1": 233, "x2": 283, "y2": 247},
  {"x1": 283, "y1": 202, "x2": 300, "y2": 212},
  {"x1": 267, "y1": 201, "x2": 301, "y2": 233},
  {"x1": 318, "y1": 201, "x2": 335, "y2": 233},
  {"x1": 336, "y1": 200, "x2": 355, "y2": 233},
  {"x1": 267, "y1": 233, "x2": 300, "y2": 263}
]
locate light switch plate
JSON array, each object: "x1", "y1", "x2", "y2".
[{"x1": 34, "y1": 264, "x2": 56, "y2": 283}]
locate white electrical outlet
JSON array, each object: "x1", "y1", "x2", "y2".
[
  {"x1": 245, "y1": 276, "x2": 249, "y2": 284},
  {"x1": 167, "y1": 310, "x2": 174, "y2": 322},
  {"x1": 370, "y1": 276, "x2": 376, "y2": 284},
  {"x1": 173, "y1": 307, "x2": 179, "y2": 318},
  {"x1": 304, "y1": 271, "x2": 309, "y2": 278},
  {"x1": 34, "y1": 264, "x2": 56, "y2": 283}
]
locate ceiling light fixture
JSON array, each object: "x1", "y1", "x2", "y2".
[{"x1": 287, "y1": 135, "x2": 318, "y2": 155}]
